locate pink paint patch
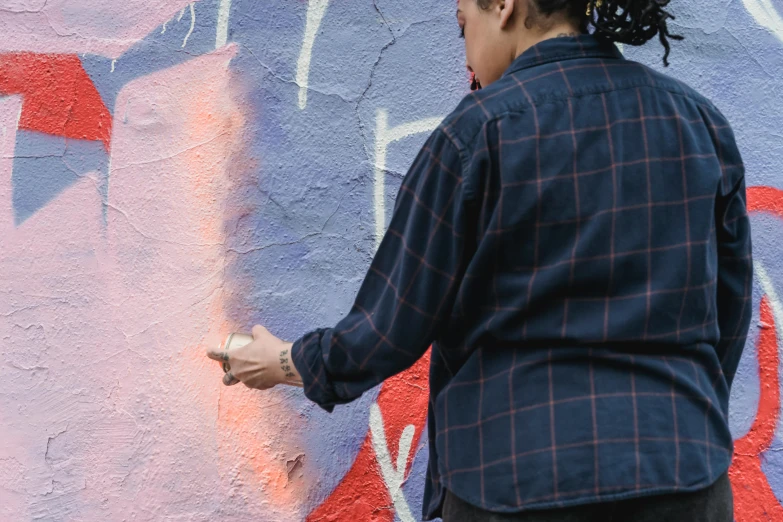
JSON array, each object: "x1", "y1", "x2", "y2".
[
  {"x1": 98, "y1": 46, "x2": 244, "y2": 517},
  {"x1": 0, "y1": 0, "x2": 194, "y2": 58},
  {"x1": 0, "y1": 126, "x2": 106, "y2": 521},
  {"x1": 0, "y1": 93, "x2": 27, "y2": 520},
  {"x1": 0, "y1": 46, "x2": 257, "y2": 520}
]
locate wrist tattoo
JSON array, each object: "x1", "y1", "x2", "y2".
[{"x1": 279, "y1": 349, "x2": 296, "y2": 379}]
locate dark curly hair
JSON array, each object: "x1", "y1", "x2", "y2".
[{"x1": 477, "y1": 0, "x2": 683, "y2": 66}]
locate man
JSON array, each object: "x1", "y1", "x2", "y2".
[{"x1": 208, "y1": 1, "x2": 752, "y2": 520}]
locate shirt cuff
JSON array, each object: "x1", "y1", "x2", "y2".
[{"x1": 291, "y1": 328, "x2": 340, "y2": 412}]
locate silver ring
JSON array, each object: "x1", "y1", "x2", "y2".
[{"x1": 221, "y1": 333, "x2": 235, "y2": 373}]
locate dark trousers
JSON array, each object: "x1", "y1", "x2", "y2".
[{"x1": 442, "y1": 472, "x2": 733, "y2": 522}]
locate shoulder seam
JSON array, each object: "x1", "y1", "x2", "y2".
[
  {"x1": 436, "y1": 126, "x2": 475, "y2": 201},
  {"x1": 454, "y1": 81, "x2": 716, "y2": 152}
]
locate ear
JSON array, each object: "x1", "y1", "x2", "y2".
[{"x1": 499, "y1": 0, "x2": 517, "y2": 29}]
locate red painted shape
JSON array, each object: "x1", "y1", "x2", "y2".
[
  {"x1": 0, "y1": 53, "x2": 112, "y2": 149},
  {"x1": 730, "y1": 297, "x2": 783, "y2": 521},
  {"x1": 307, "y1": 351, "x2": 431, "y2": 522},
  {"x1": 747, "y1": 186, "x2": 783, "y2": 219}
]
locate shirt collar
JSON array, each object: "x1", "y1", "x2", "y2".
[{"x1": 501, "y1": 34, "x2": 622, "y2": 78}]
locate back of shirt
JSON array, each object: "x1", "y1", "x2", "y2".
[
  {"x1": 431, "y1": 35, "x2": 752, "y2": 517},
  {"x1": 446, "y1": 42, "x2": 748, "y2": 366}
]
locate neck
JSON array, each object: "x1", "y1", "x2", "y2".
[{"x1": 513, "y1": 21, "x2": 582, "y2": 60}]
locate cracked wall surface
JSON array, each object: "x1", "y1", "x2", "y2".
[{"x1": 1, "y1": 0, "x2": 783, "y2": 521}]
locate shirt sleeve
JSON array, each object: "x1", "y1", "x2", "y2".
[
  {"x1": 291, "y1": 128, "x2": 470, "y2": 411},
  {"x1": 711, "y1": 118, "x2": 753, "y2": 388}
]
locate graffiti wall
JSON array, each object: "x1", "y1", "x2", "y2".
[{"x1": 0, "y1": 0, "x2": 782, "y2": 520}]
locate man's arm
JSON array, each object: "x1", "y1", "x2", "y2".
[
  {"x1": 291, "y1": 128, "x2": 470, "y2": 411},
  {"x1": 711, "y1": 117, "x2": 753, "y2": 387}
]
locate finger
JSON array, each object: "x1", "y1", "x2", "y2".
[
  {"x1": 206, "y1": 349, "x2": 228, "y2": 362},
  {"x1": 251, "y1": 324, "x2": 267, "y2": 340},
  {"x1": 223, "y1": 371, "x2": 240, "y2": 386}
]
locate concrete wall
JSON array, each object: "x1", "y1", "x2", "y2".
[{"x1": 0, "y1": 1, "x2": 781, "y2": 520}]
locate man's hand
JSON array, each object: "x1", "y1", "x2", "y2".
[{"x1": 206, "y1": 325, "x2": 303, "y2": 390}]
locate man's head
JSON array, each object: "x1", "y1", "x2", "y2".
[{"x1": 457, "y1": 0, "x2": 683, "y2": 89}]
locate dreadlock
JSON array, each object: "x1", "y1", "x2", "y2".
[
  {"x1": 590, "y1": 0, "x2": 684, "y2": 66},
  {"x1": 476, "y1": 0, "x2": 684, "y2": 66}
]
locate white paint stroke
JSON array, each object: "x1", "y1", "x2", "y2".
[
  {"x1": 161, "y1": 22, "x2": 167, "y2": 34},
  {"x1": 743, "y1": 0, "x2": 783, "y2": 43},
  {"x1": 0, "y1": 95, "x2": 22, "y2": 149},
  {"x1": 0, "y1": 96, "x2": 5, "y2": 140},
  {"x1": 374, "y1": 109, "x2": 443, "y2": 248},
  {"x1": 110, "y1": 59, "x2": 116, "y2": 73},
  {"x1": 296, "y1": 0, "x2": 330, "y2": 110},
  {"x1": 756, "y1": 261, "x2": 783, "y2": 340},
  {"x1": 369, "y1": 403, "x2": 416, "y2": 522},
  {"x1": 0, "y1": 96, "x2": 23, "y2": 231},
  {"x1": 216, "y1": 0, "x2": 232, "y2": 49},
  {"x1": 178, "y1": 7, "x2": 185, "y2": 21},
  {"x1": 182, "y1": 3, "x2": 196, "y2": 48},
  {"x1": 374, "y1": 109, "x2": 390, "y2": 247}
]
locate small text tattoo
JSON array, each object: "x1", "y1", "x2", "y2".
[
  {"x1": 279, "y1": 349, "x2": 296, "y2": 378},
  {"x1": 556, "y1": 32, "x2": 580, "y2": 38}
]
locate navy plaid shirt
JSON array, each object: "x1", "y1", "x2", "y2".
[{"x1": 292, "y1": 35, "x2": 752, "y2": 520}]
